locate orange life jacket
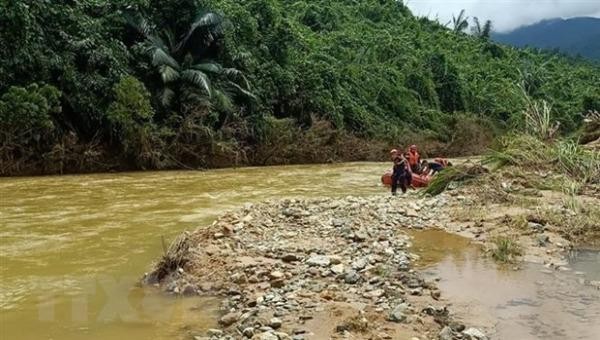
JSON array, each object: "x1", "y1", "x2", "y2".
[{"x1": 408, "y1": 151, "x2": 420, "y2": 166}]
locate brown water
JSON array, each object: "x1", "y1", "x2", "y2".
[
  {"x1": 411, "y1": 230, "x2": 600, "y2": 340},
  {"x1": 0, "y1": 163, "x2": 387, "y2": 340}
]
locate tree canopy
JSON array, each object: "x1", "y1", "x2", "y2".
[{"x1": 1, "y1": 0, "x2": 598, "y2": 175}]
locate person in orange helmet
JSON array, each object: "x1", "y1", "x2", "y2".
[{"x1": 407, "y1": 145, "x2": 421, "y2": 173}]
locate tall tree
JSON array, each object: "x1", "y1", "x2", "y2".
[
  {"x1": 128, "y1": 11, "x2": 254, "y2": 116},
  {"x1": 471, "y1": 17, "x2": 493, "y2": 39},
  {"x1": 451, "y1": 9, "x2": 469, "y2": 33}
]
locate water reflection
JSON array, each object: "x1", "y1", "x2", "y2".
[{"x1": 411, "y1": 230, "x2": 600, "y2": 340}]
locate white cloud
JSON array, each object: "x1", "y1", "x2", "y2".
[{"x1": 405, "y1": 0, "x2": 600, "y2": 32}]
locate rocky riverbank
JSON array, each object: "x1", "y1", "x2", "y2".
[{"x1": 142, "y1": 187, "x2": 592, "y2": 340}]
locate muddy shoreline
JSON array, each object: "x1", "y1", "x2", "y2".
[{"x1": 143, "y1": 188, "x2": 598, "y2": 340}]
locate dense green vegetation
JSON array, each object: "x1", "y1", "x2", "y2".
[{"x1": 1, "y1": 0, "x2": 598, "y2": 175}]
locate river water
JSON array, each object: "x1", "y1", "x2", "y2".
[
  {"x1": 1, "y1": 163, "x2": 598, "y2": 339},
  {"x1": 0, "y1": 163, "x2": 387, "y2": 339}
]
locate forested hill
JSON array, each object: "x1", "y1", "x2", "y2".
[
  {"x1": 1, "y1": 0, "x2": 599, "y2": 175},
  {"x1": 493, "y1": 17, "x2": 600, "y2": 60}
]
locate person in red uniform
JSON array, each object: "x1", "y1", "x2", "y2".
[{"x1": 407, "y1": 145, "x2": 421, "y2": 173}]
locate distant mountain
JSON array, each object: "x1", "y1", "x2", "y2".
[{"x1": 493, "y1": 17, "x2": 600, "y2": 60}]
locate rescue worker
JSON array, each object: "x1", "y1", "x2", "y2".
[
  {"x1": 390, "y1": 149, "x2": 411, "y2": 195},
  {"x1": 428, "y1": 158, "x2": 452, "y2": 175},
  {"x1": 407, "y1": 145, "x2": 421, "y2": 173}
]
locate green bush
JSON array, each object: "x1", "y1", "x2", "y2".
[
  {"x1": 0, "y1": 84, "x2": 60, "y2": 135},
  {"x1": 107, "y1": 76, "x2": 154, "y2": 129}
]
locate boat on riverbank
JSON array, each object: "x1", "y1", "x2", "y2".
[{"x1": 381, "y1": 170, "x2": 432, "y2": 188}]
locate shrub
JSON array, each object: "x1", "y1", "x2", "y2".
[
  {"x1": 491, "y1": 236, "x2": 522, "y2": 263},
  {"x1": 107, "y1": 76, "x2": 168, "y2": 168},
  {"x1": 0, "y1": 84, "x2": 60, "y2": 134}
]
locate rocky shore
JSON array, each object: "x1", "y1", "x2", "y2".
[{"x1": 143, "y1": 186, "x2": 588, "y2": 340}]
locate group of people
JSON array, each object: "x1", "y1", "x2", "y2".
[{"x1": 389, "y1": 145, "x2": 452, "y2": 195}]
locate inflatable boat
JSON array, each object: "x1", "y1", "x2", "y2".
[{"x1": 381, "y1": 170, "x2": 432, "y2": 188}]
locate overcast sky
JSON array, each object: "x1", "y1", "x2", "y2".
[{"x1": 405, "y1": 0, "x2": 600, "y2": 32}]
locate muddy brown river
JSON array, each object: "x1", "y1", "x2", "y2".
[{"x1": 0, "y1": 163, "x2": 598, "y2": 339}]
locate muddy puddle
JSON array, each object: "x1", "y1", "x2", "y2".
[{"x1": 410, "y1": 229, "x2": 600, "y2": 340}]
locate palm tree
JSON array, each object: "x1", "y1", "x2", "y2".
[
  {"x1": 471, "y1": 17, "x2": 493, "y2": 39},
  {"x1": 451, "y1": 9, "x2": 469, "y2": 33},
  {"x1": 128, "y1": 11, "x2": 254, "y2": 112}
]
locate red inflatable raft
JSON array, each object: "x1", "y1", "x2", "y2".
[{"x1": 381, "y1": 170, "x2": 432, "y2": 188}]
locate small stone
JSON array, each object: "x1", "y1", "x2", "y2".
[
  {"x1": 243, "y1": 327, "x2": 255, "y2": 338},
  {"x1": 331, "y1": 264, "x2": 345, "y2": 275},
  {"x1": 270, "y1": 317, "x2": 283, "y2": 329},
  {"x1": 438, "y1": 326, "x2": 453, "y2": 340},
  {"x1": 207, "y1": 328, "x2": 223, "y2": 336},
  {"x1": 306, "y1": 255, "x2": 330, "y2": 267},
  {"x1": 406, "y1": 209, "x2": 419, "y2": 218},
  {"x1": 332, "y1": 219, "x2": 344, "y2": 227},
  {"x1": 219, "y1": 312, "x2": 239, "y2": 326},
  {"x1": 329, "y1": 255, "x2": 342, "y2": 265},
  {"x1": 255, "y1": 332, "x2": 279, "y2": 340},
  {"x1": 368, "y1": 289, "x2": 385, "y2": 298},
  {"x1": 388, "y1": 303, "x2": 409, "y2": 323},
  {"x1": 344, "y1": 270, "x2": 360, "y2": 284},
  {"x1": 430, "y1": 289, "x2": 441, "y2": 300},
  {"x1": 270, "y1": 271, "x2": 285, "y2": 280},
  {"x1": 353, "y1": 231, "x2": 368, "y2": 242},
  {"x1": 214, "y1": 232, "x2": 225, "y2": 239},
  {"x1": 282, "y1": 254, "x2": 300, "y2": 262},
  {"x1": 351, "y1": 258, "x2": 367, "y2": 270},
  {"x1": 410, "y1": 288, "x2": 423, "y2": 296},
  {"x1": 463, "y1": 327, "x2": 487, "y2": 340}
]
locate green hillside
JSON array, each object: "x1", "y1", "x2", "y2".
[{"x1": 1, "y1": 0, "x2": 599, "y2": 175}]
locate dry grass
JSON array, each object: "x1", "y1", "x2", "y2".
[
  {"x1": 424, "y1": 164, "x2": 489, "y2": 196},
  {"x1": 146, "y1": 233, "x2": 192, "y2": 283}
]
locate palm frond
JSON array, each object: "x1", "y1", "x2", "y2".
[
  {"x1": 151, "y1": 47, "x2": 179, "y2": 69},
  {"x1": 162, "y1": 29, "x2": 177, "y2": 53},
  {"x1": 181, "y1": 69, "x2": 212, "y2": 96},
  {"x1": 228, "y1": 81, "x2": 257, "y2": 101},
  {"x1": 222, "y1": 67, "x2": 243, "y2": 79},
  {"x1": 176, "y1": 11, "x2": 223, "y2": 53},
  {"x1": 193, "y1": 63, "x2": 222, "y2": 74},
  {"x1": 159, "y1": 65, "x2": 180, "y2": 83},
  {"x1": 213, "y1": 89, "x2": 234, "y2": 113},
  {"x1": 160, "y1": 88, "x2": 175, "y2": 107},
  {"x1": 124, "y1": 12, "x2": 152, "y2": 37}
]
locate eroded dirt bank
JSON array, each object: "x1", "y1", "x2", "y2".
[{"x1": 143, "y1": 187, "x2": 599, "y2": 340}]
